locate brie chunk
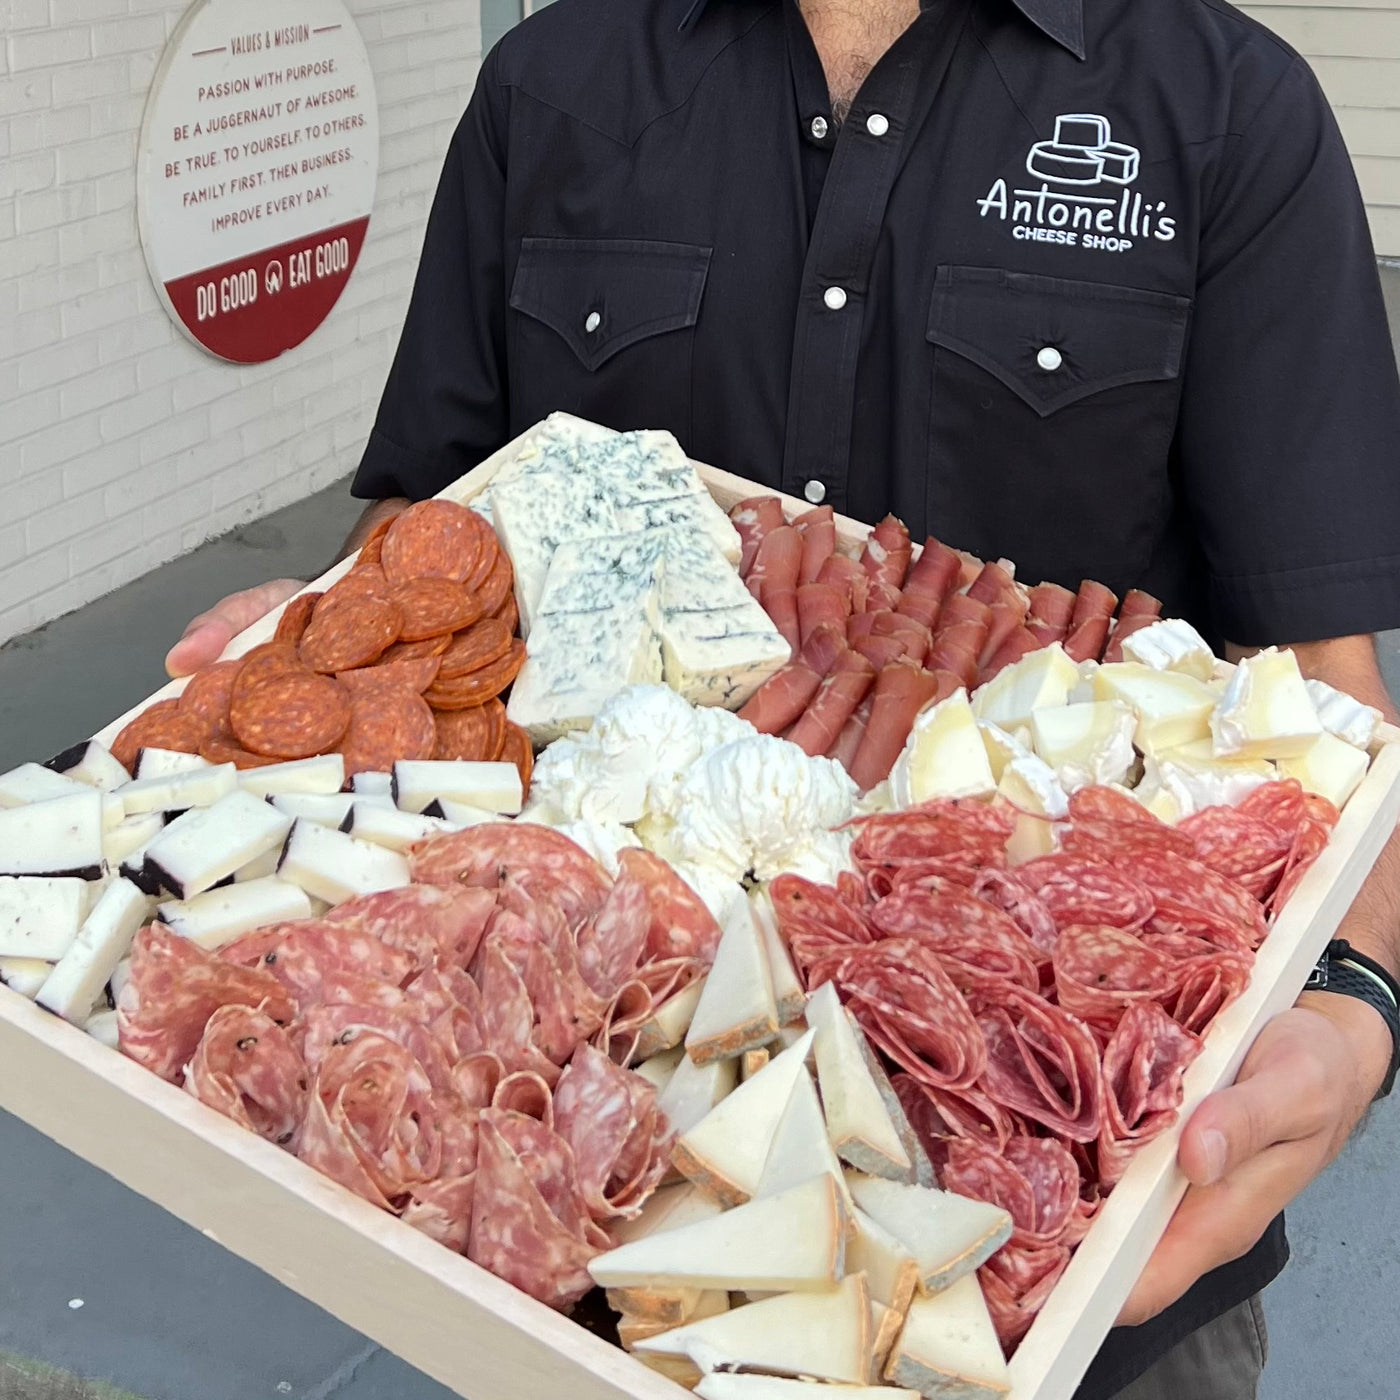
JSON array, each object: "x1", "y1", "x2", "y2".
[
  {"x1": 1305, "y1": 678, "x2": 1382, "y2": 752},
  {"x1": 996, "y1": 754, "x2": 1069, "y2": 866},
  {"x1": 1278, "y1": 731, "x2": 1371, "y2": 810},
  {"x1": 971, "y1": 643, "x2": 1080, "y2": 732},
  {"x1": 1119, "y1": 617, "x2": 1215, "y2": 681},
  {"x1": 1030, "y1": 700, "x2": 1137, "y2": 791},
  {"x1": 1210, "y1": 648, "x2": 1323, "y2": 759},
  {"x1": 891, "y1": 689, "x2": 997, "y2": 807},
  {"x1": 1093, "y1": 663, "x2": 1216, "y2": 755}
]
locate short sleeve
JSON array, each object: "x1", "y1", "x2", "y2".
[
  {"x1": 1175, "y1": 56, "x2": 1400, "y2": 645},
  {"x1": 351, "y1": 47, "x2": 510, "y2": 502}
]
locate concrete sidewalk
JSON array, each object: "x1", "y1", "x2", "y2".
[{"x1": 2, "y1": 264, "x2": 1399, "y2": 1400}]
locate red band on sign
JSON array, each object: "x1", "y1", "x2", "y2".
[{"x1": 162, "y1": 214, "x2": 370, "y2": 364}]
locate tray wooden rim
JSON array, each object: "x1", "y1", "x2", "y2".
[{"x1": 11, "y1": 417, "x2": 1395, "y2": 1400}]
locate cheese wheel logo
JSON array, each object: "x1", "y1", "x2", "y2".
[{"x1": 136, "y1": 0, "x2": 379, "y2": 363}]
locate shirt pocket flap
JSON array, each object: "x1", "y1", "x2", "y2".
[
  {"x1": 927, "y1": 265, "x2": 1191, "y2": 417},
  {"x1": 510, "y1": 237, "x2": 713, "y2": 372}
]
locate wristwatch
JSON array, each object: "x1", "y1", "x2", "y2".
[{"x1": 1305, "y1": 939, "x2": 1400, "y2": 1101}]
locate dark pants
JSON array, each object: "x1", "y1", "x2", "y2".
[{"x1": 1113, "y1": 1297, "x2": 1269, "y2": 1400}]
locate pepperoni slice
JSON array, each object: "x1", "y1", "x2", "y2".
[
  {"x1": 338, "y1": 654, "x2": 442, "y2": 694},
  {"x1": 317, "y1": 564, "x2": 394, "y2": 614},
  {"x1": 230, "y1": 672, "x2": 352, "y2": 759},
  {"x1": 111, "y1": 698, "x2": 208, "y2": 773},
  {"x1": 356, "y1": 514, "x2": 396, "y2": 568},
  {"x1": 198, "y1": 735, "x2": 283, "y2": 769},
  {"x1": 492, "y1": 591, "x2": 520, "y2": 635},
  {"x1": 381, "y1": 499, "x2": 490, "y2": 586},
  {"x1": 475, "y1": 548, "x2": 515, "y2": 618},
  {"x1": 273, "y1": 592, "x2": 322, "y2": 646},
  {"x1": 339, "y1": 682, "x2": 436, "y2": 776},
  {"x1": 498, "y1": 721, "x2": 533, "y2": 789},
  {"x1": 424, "y1": 640, "x2": 526, "y2": 709},
  {"x1": 380, "y1": 633, "x2": 452, "y2": 664},
  {"x1": 432, "y1": 699, "x2": 505, "y2": 761},
  {"x1": 178, "y1": 659, "x2": 243, "y2": 734},
  {"x1": 438, "y1": 618, "x2": 514, "y2": 680},
  {"x1": 230, "y1": 642, "x2": 307, "y2": 705},
  {"x1": 298, "y1": 597, "x2": 403, "y2": 673},
  {"x1": 464, "y1": 534, "x2": 501, "y2": 592},
  {"x1": 390, "y1": 576, "x2": 485, "y2": 642}
]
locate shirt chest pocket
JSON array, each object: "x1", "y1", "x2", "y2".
[
  {"x1": 924, "y1": 265, "x2": 1191, "y2": 596},
  {"x1": 508, "y1": 237, "x2": 712, "y2": 442}
]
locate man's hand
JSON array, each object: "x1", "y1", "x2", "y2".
[
  {"x1": 1118, "y1": 975, "x2": 1394, "y2": 1326},
  {"x1": 164, "y1": 579, "x2": 304, "y2": 677}
]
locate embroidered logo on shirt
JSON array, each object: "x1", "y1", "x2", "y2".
[{"x1": 977, "y1": 114, "x2": 1176, "y2": 253}]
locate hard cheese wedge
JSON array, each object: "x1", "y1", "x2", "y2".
[
  {"x1": 156, "y1": 877, "x2": 313, "y2": 951},
  {"x1": 618, "y1": 1291, "x2": 729, "y2": 1347},
  {"x1": 685, "y1": 899, "x2": 779, "y2": 1065},
  {"x1": 846, "y1": 1174, "x2": 1012, "y2": 1295},
  {"x1": 144, "y1": 791, "x2": 293, "y2": 900},
  {"x1": 849, "y1": 1206, "x2": 921, "y2": 1316},
  {"x1": 0, "y1": 762, "x2": 92, "y2": 808},
  {"x1": 589, "y1": 1173, "x2": 846, "y2": 1292},
  {"x1": 673, "y1": 1028, "x2": 816, "y2": 1205},
  {"x1": 277, "y1": 819, "x2": 410, "y2": 904},
  {"x1": 696, "y1": 1376, "x2": 919, "y2": 1400},
  {"x1": 606, "y1": 1182, "x2": 726, "y2": 1324},
  {"x1": 884, "y1": 1275, "x2": 1010, "y2": 1400},
  {"x1": 752, "y1": 888, "x2": 807, "y2": 1026},
  {"x1": 0, "y1": 790, "x2": 105, "y2": 879},
  {"x1": 633, "y1": 1046, "x2": 686, "y2": 1092},
  {"x1": 35, "y1": 877, "x2": 149, "y2": 1022},
  {"x1": 754, "y1": 1067, "x2": 852, "y2": 1210},
  {"x1": 237, "y1": 754, "x2": 346, "y2": 798},
  {"x1": 657, "y1": 1047, "x2": 739, "y2": 1137},
  {"x1": 807, "y1": 981, "x2": 913, "y2": 1182},
  {"x1": 632, "y1": 976, "x2": 708, "y2": 1062}
]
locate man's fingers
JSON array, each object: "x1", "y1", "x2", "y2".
[
  {"x1": 1177, "y1": 1026, "x2": 1329, "y2": 1186},
  {"x1": 164, "y1": 580, "x2": 304, "y2": 677},
  {"x1": 1118, "y1": 1138, "x2": 1317, "y2": 1326}
]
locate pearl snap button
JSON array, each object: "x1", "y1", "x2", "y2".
[
  {"x1": 584, "y1": 311, "x2": 602, "y2": 334},
  {"x1": 824, "y1": 286, "x2": 848, "y2": 311},
  {"x1": 866, "y1": 113, "x2": 890, "y2": 137},
  {"x1": 804, "y1": 479, "x2": 826, "y2": 504},
  {"x1": 1037, "y1": 346, "x2": 1063, "y2": 372}
]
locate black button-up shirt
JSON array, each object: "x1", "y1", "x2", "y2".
[{"x1": 353, "y1": 0, "x2": 1394, "y2": 1390}]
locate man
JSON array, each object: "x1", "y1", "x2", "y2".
[{"x1": 167, "y1": 0, "x2": 1400, "y2": 1394}]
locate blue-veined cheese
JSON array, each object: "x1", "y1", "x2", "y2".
[{"x1": 660, "y1": 605, "x2": 791, "y2": 708}]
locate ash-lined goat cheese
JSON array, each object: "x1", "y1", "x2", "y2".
[
  {"x1": 44, "y1": 740, "x2": 131, "y2": 792},
  {"x1": 36, "y1": 877, "x2": 150, "y2": 1023},
  {"x1": 143, "y1": 791, "x2": 294, "y2": 901},
  {"x1": 119, "y1": 763, "x2": 238, "y2": 816},
  {"x1": 0, "y1": 957, "x2": 57, "y2": 998},
  {"x1": 276, "y1": 820, "x2": 410, "y2": 904},
  {"x1": 351, "y1": 770, "x2": 394, "y2": 798},
  {"x1": 0, "y1": 762, "x2": 92, "y2": 808},
  {"x1": 157, "y1": 877, "x2": 313, "y2": 950},
  {"x1": 134, "y1": 748, "x2": 212, "y2": 780},
  {"x1": 0, "y1": 790, "x2": 106, "y2": 879},
  {"x1": 391, "y1": 760, "x2": 524, "y2": 816},
  {"x1": 0, "y1": 876, "x2": 91, "y2": 960},
  {"x1": 339, "y1": 804, "x2": 460, "y2": 852},
  {"x1": 421, "y1": 799, "x2": 502, "y2": 827},
  {"x1": 237, "y1": 754, "x2": 346, "y2": 799},
  {"x1": 269, "y1": 792, "x2": 367, "y2": 828}
]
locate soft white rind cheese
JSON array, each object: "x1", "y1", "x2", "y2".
[
  {"x1": 1278, "y1": 731, "x2": 1371, "y2": 810},
  {"x1": 1142, "y1": 740, "x2": 1274, "y2": 813},
  {"x1": 1120, "y1": 617, "x2": 1216, "y2": 681},
  {"x1": 891, "y1": 690, "x2": 997, "y2": 806},
  {"x1": 996, "y1": 754, "x2": 1068, "y2": 866},
  {"x1": 1093, "y1": 663, "x2": 1216, "y2": 755},
  {"x1": 1305, "y1": 678, "x2": 1382, "y2": 752},
  {"x1": 1030, "y1": 700, "x2": 1137, "y2": 792},
  {"x1": 972, "y1": 643, "x2": 1080, "y2": 732},
  {"x1": 1210, "y1": 648, "x2": 1323, "y2": 759}
]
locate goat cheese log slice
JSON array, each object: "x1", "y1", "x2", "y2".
[{"x1": 143, "y1": 791, "x2": 295, "y2": 901}]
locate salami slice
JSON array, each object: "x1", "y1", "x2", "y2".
[
  {"x1": 1178, "y1": 805, "x2": 1293, "y2": 900},
  {"x1": 1127, "y1": 849, "x2": 1269, "y2": 952},
  {"x1": 339, "y1": 682, "x2": 436, "y2": 776},
  {"x1": 613, "y1": 847, "x2": 723, "y2": 965},
  {"x1": 452, "y1": 1050, "x2": 506, "y2": 1109},
  {"x1": 424, "y1": 640, "x2": 526, "y2": 709},
  {"x1": 274, "y1": 592, "x2": 322, "y2": 646},
  {"x1": 184, "y1": 1004, "x2": 309, "y2": 1145},
  {"x1": 298, "y1": 1002, "x2": 452, "y2": 1091},
  {"x1": 871, "y1": 885, "x2": 1041, "y2": 992},
  {"x1": 979, "y1": 1243, "x2": 1073, "y2": 1348},
  {"x1": 111, "y1": 698, "x2": 208, "y2": 772},
  {"x1": 970, "y1": 869, "x2": 1060, "y2": 956},
  {"x1": 117, "y1": 925, "x2": 295, "y2": 1083},
  {"x1": 469, "y1": 1112, "x2": 602, "y2": 1309},
  {"x1": 296, "y1": 1084, "x2": 396, "y2": 1210},
  {"x1": 229, "y1": 671, "x2": 351, "y2": 759},
  {"x1": 403, "y1": 1173, "x2": 477, "y2": 1252},
  {"x1": 971, "y1": 983, "x2": 1102, "y2": 1141},
  {"x1": 1015, "y1": 854, "x2": 1155, "y2": 934},
  {"x1": 1061, "y1": 818, "x2": 1199, "y2": 863},
  {"x1": 491, "y1": 1070, "x2": 556, "y2": 1122},
  {"x1": 219, "y1": 921, "x2": 416, "y2": 1004},
  {"x1": 381, "y1": 499, "x2": 491, "y2": 586},
  {"x1": 1163, "y1": 949, "x2": 1253, "y2": 1035},
  {"x1": 474, "y1": 937, "x2": 565, "y2": 1084},
  {"x1": 1051, "y1": 924, "x2": 1178, "y2": 1031},
  {"x1": 1098, "y1": 1001, "x2": 1202, "y2": 1186},
  {"x1": 324, "y1": 885, "x2": 495, "y2": 970},
  {"x1": 390, "y1": 577, "x2": 484, "y2": 642},
  {"x1": 769, "y1": 872, "x2": 875, "y2": 948},
  {"x1": 433, "y1": 699, "x2": 507, "y2": 762},
  {"x1": 178, "y1": 659, "x2": 243, "y2": 735},
  {"x1": 298, "y1": 596, "x2": 403, "y2": 674},
  {"x1": 437, "y1": 618, "x2": 514, "y2": 680}
]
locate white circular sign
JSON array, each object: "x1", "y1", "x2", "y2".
[{"x1": 137, "y1": 0, "x2": 379, "y2": 363}]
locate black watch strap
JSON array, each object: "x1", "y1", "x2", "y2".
[{"x1": 1306, "y1": 939, "x2": 1400, "y2": 1101}]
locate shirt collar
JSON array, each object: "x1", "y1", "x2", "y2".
[{"x1": 678, "y1": 0, "x2": 1086, "y2": 60}]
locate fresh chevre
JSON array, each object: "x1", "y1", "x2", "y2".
[{"x1": 487, "y1": 416, "x2": 790, "y2": 741}]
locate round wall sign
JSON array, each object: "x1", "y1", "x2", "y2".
[{"x1": 137, "y1": 0, "x2": 379, "y2": 364}]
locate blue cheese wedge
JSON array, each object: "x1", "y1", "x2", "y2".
[
  {"x1": 119, "y1": 762, "x2": 238, "y2": 816},
  {"x1": 1305, "y1": 678, "x2": 1382, "y2": 751},
  {"x1": 276, "y1": 819, "x2": 410, "y2": 903},
  {"x1": 0, "y1": 762, "x2": 93, "y2": 809},
  {"x1": 0, "y1": 790, "x2": 106, "y2": 879},
  {"x1": 36, "y1": 877, "x2": 151, "y2": 1023},
  {"x1": 660, "y1": 605, "x2": 790, "y2": 709},
  {"x1": 1210, "y1": 648, "x2": 1323, "y2": 759},
  {"x1": 157, "y1": 876, "x2": 313, "y2": 950},
  {"x1": 237, "y1": 754, "x2": 346, "y2": 799},
  {"x1": 143, "y1": 791, "x2": 294, "y2": 901},
  {"x1": 44, "y1": 740, "x2": 131, "y2": 792},
  {"x1": 0, "y1": 876, "x2": 91, "y2": 960}
]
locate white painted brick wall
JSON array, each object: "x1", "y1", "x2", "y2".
[{"x1": 0, "y1": 0, "x2": 484, "y2": 644}]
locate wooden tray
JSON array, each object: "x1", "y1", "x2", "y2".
[{"x1": 4, "y1": 421, "x2": 1398, "y2": 1400}]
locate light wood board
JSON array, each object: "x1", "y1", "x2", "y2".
[{"x1": 8, "y1": 415, "x2": 1397, "y2": 1400}]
